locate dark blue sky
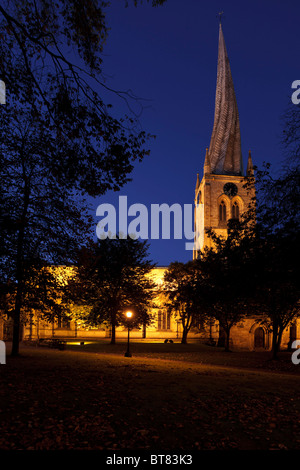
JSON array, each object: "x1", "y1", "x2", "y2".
[{"x1": 91, "y1": 0, "x2": 300, "y2": 266}]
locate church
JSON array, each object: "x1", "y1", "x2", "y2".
[{"x1": 1, "y1": 24, "x2": 297, "y2": 351}]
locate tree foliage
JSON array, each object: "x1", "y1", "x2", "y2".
[
  {"x1": 68, "y1": 237, "x2": 156, "y2": 344},
  {"x1": 163, "y1": 261, "x2": 208, "y2": 344},
  {"x1": 203, "y1": 152, "x2": 300, "y2": 356},
  {"x1": 197, "y1": 220, "x2": 256, "y2": 351},
  {"x1": 0, "y1": 1, "x2": 156, "y2": 196},
  {"x1": 0, "y1": 0, "x2": 166, "y2": 355},
  {"x1": 0, "y1": 105, "x2": 92, "y2": 355}
]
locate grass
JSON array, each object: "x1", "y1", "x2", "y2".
[{"x1": 1, "y1": 339, "x2": 300, "y2": 451}]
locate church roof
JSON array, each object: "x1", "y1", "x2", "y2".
[{"x1": 208, "y1": 24, "x2": 243, "y2": 176}]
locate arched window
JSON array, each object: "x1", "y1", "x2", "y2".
[
  {"x1": 219, "y1": 200, "x2": 226, "y2": 222},
  {"x1": 162, "y1": 313, "x2": 167, "y2": 330},
  {"x1": 232, "y1": 201, "x2": 239, "y2": 219},
  {"x1": 157, "y1": 310, "x2": 171, "y2": 330},
  {"x1": 57, "y1": 316, "x2": 70, "y2": 329},
  {"x1": 158, "y1": 310, "x2": 162, "y2": 330},
  {"x1": 167, "y1": 312, "x2": 171, "y2": 330}
]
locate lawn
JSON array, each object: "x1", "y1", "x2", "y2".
[{"x1": 1, "y1": 339, "x2": 300, "y2": 451}]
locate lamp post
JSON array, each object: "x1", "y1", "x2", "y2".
[{"x1": 124, "y1": 310, "x2": 133, "y2": 357}]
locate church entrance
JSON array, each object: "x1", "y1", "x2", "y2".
[{"x1": 254, "y1": 327, "x2": 265, "y2": 349}]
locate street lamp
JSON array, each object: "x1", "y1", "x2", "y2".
[{"x1": 124, "y1": 310, "x2": 133, "y2": 357}]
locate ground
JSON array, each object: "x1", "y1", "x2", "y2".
[{"x1": 1, "y1": 340, "x2": 300, "y2": 452}]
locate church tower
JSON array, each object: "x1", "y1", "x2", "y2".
[{"x1": 193, "y1": 23, "x2": 254, "y2": 258}]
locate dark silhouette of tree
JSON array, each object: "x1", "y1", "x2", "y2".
[
  {"x1": 0, "y1": 1, "x2": 166, "y2": 355},
  {"x1": 163, "y1": 261, "x2": 208, "y2": 344},
  {"x1": 241, "y1": 103, "x2": 300, "y2": 358},
  {"x1": 68, "y1": 237, "x2": 156, "y2": 344},
  {"x1": 247, "y1": 232, "x2": 299, "y2": 359},
  {"x1": 205, "y1": 152, "x2": 299, "y2": 357},
  {"x1": 0, "y1": 108, "x2": 91, "y2": 355},
  {"x1": 197, "y1": 220, "x2": 252, "y2": 352},
  {"x1": 1, "y1": 264, "x2": 73, "y2": 341},
  {"x1": 0, "y1": 0, "x2": 166, "y2": 137}
]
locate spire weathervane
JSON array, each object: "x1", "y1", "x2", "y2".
[{"x1": 217, "y1": 11, "x2": 224, "y2": 24}]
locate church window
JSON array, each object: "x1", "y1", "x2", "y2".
[
  {"x1": 162, "y1": 312, "x2": 167, "y2": 330},
  {"x1": 232, "y1": 201, "x2": 239, "y2": 219},
  {"x1": 158, "y1": 310, "x2": 162, "y2": 330},
  {"x1": 219, "y1": 200, "x2": 226, "y2": 222},
  {"x1": 57, "y1": 316, "x2": 70, "y2": 329},
  {"x1": 158, "y1": 310, "x2": 171, "y2": 330}
]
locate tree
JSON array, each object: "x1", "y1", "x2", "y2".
[
  {"x1": 240, "y1": 100, "x2": 300, "y2": 357},
  {"x1": 243, "y1": 164, "x2": 300, "y2": 358},
  {"x1": 0, "y1": 1, "x2": 166, "y2": 355},
  {"x1": 68, "y1": 237, "x2": 156, "y2": 344},
  {"x1": 0, "y1": 0, "x2": 166, "y2": 138},
  {"x1": 2, "y1": 265, "x2": 73, "y2": 341},
  {"x1": 0, "y1": 106, "x2": 93, "y2": 355},
  {"x1": 219, "y1": 161, "x2": 299, "y2": 357},
  {"x1": 163, "y1": 261, "x2": 208, "y2": 344},
  {"x1": 248, "y1": 233, "x2": 299, "y2": 359},
  {"x1": 198, "y1": 222, "x2": 253, "y2": 352}
]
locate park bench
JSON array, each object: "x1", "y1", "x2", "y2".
[{"x1": 38, "y1": 338, "x2": 66, "y2": 350}]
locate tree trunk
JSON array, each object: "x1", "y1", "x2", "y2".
[
  {"x1": 11, "y1": 282, "x2": 23, "y2": 356},
  {"x1": 11, "y1": 236, "x2": 25, "y2": 356},
  {"x1": 181, "y1": 327, "x2": 188, "y2": 344},
  {"x1": 272, "y1": 321, "x2": 279, "y2": 360},
  {"x1": 110, "y1": 321, "x2": 116, "y2": 344},
  {"x1": 224, "y1": 328, "x2": 231, "y2": 352},
  {"x1": 11, "y1": 173, "x2": 30, "y2": 357},
  {"x1": 181, "y1": 310, "x2": 193, "y2": 344},
  {"x1": 272, "y1": 326, "x2": 283, "y2": 360}
]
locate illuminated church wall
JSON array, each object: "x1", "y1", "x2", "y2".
[{"x1": 0, "y1": 263, "x2": 296, "y2": 351}]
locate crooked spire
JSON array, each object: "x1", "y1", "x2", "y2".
[{"x1": 208, "y1": 24, "x2": 243, "y2": 176}]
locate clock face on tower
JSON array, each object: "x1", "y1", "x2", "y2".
[{"x1": 223, "y1": 182, "x2": 238, "y2": 197}]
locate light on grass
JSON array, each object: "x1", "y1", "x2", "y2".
[{"x1": 67, "y1": 341, "x2": 93, "y2": 346}]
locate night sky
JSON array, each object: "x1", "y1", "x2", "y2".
[{"x1": 91, "y1": 0, "x2": 300, "y2": 266}]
